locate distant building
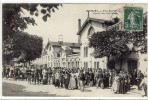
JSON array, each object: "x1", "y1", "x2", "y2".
[{"x1": 34, "y1": 41, "x2": 80, "y2": 68}]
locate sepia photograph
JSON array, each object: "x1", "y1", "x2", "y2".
[{"x1": 2, "y1": 3, "x2": 148, "y2": 98}]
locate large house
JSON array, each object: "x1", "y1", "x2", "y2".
[
  {"x1": 77, "y1": 13, "x2": 147, "y2": 73},
  {"x1": 77, "y1": 18, "x2": 115, "y2": 69}
]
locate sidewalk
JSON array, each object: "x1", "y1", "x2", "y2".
[{"x1": 2, "y1": 78, "x2": 143, "y2": 97}]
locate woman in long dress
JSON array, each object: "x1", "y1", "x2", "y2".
[
  {"x1": 68, "y1": 71, "x2": 77, "y2": 89},
  {"x1": 111, "y1": 72, "x2": 120, "y2": 93},
  {"x1": 140, "y1": 71, "x2": 147, "y2": 97},
  {"x1": 42, "y1": 67, "x2": 48, "y2": 85},
  {"x1": 55, "y1": 70, "x2": 60, "y2": 88}
]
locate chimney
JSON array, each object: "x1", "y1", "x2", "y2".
[
  {"x1": 78, "y1": 19, "x2": 81, "y2": 30},
  {"x1": 78, "y1": 19, "x2": 81, "y2": 44},
  {"x1": 58, "y1": 35, "x2": 63, "y2": 45}
]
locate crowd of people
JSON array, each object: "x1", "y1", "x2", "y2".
[{"x1": 2, "y1": 65, "x2": 147, "y2": 97}]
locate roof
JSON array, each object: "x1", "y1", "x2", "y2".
[
  {"x1": 77, "y1": 17, "x2": 111, "y2": 35},
  {"x1": 47, "y1": 41, "x2": 80, "y2": 48},
  {"x1": 44, "y1": 41, "x2": 80, "y2": 53},
  {"x1": 61, "y1": 46, "x2": 72, "y2": 51},
  {"x1": 67, "y1": 53, "x2": 80, "y2": 57}
]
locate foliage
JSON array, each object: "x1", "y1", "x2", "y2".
[
  {"x1": 3, "y1": 36, "x2": 14, "y2": 63},
  {"x1": 3, "y1": 3, "x2": 61, "y2": 38},
  {"x1": 3, "y1": 3, "x2": 61, "y2": 63},
  {"x1": 89, "y1": 15, "x2": 147, "y2": 59},
  {"x1": 13, "y1": 32, "x2": 43, "y2": 62}
]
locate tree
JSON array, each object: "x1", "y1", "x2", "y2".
[
  {"x1": 89, "y1": 14, "x2": 147, "y2": 59},
  {"x1": 3, "y1": 3, "x2": 61, "y2": 64},
  {"x1": 3, "y1": 3, "x2": 62, "y2": 40},
  {"x1": 12, "y1": 32, "x2": 43, "y2": 63},
  {"x1": 3, "y1": 36, "x2": 14, "y2": 64},
  {"x1": 3, "y1": 4, "x2": 61, "y2": 31}
]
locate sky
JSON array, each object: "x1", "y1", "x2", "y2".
[{"x1": 24, "y1": 4, "x2": 147, "y2": 45}]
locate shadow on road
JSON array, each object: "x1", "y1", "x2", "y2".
[
  {"x1": 84, "y1": 89, "x2": 92, "y2": 92},
  {"x1": 2, "y1": 82, "x2": 68, "y2": 97}
]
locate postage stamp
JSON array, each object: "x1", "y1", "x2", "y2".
[{"x1": 124, "y1": 7, "x2": 143, "y2": 30}]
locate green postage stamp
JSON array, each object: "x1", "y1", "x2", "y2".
[{"x1": 124, "y1": 7, "x2": 143, "y2": 30}]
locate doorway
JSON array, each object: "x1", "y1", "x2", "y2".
[
  {"x1": 108, "y1": 61, "x2": 115, "y2": 70},
  {"x1": 128, "y1": 59, "x2": 138, "y2": 73}
]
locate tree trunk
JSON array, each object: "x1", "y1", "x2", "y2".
[
  {"x1": 106, "y1": 56, "x2": 110, "y2": 69},
  {"x1": 6, "y1": 57, "x2": 10, "y2": 65},
  {"x1": 29, "y1": 61, "x2": 31, "y2": 66}
]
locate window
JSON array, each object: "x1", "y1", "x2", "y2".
[
  {"x1": 57, "y1": 53, "x2": 60, "y2": 57},
  {"x1": 84, "y1": 47, "x2": 86, "y2": 57},
  {"x1": 86, "y1": 47, "x2": 88, "y2": 57},
  {"x1": 76, "y1": 62, "x2": 77, "y2": 67},
  {"x1": 88, "y1": 26, "x2": 95, "y2": 38},
  {"x1": 68, "y1": 62, "x2": 70, "y2": 68},
  {"x1": 72, "y1": 62, "x2": 74, "y2": 68},
  {"x1": 86, "y1": 62, "x2": 88, "y2": 68},
  {"x1": 51, "y1": 55, "x2": 53, "y2": 60},
  {"x1": 84, "y1": 47, "x2": 88, "y2": 57},
  {"x1": 94, "y1": 62, "x2": 96, "y2": 69},
  {"x1": 84, "y1": 62, "x2": 88, "y2": 68},
  {"x1": 84, "y1": 62, "x2": 85, "y2": 68},
  {"x1": 97, "y1": 62, "x2": 99, "y2": 69}
]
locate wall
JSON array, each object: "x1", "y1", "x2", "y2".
[
  {"x1": 139, "y1": 53, "x2": 147, "y2": 73},
  {"x1": 113, "y1": 52, "x2": 147, "y2": 74},
  {"x1": 80, "y1": 21, "x2": 107, "y2": 69}
]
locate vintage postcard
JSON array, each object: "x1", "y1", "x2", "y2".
[{"x1": 1, "y1": 1, "x2": 148, "y2": 99}]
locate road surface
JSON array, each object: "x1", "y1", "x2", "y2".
[{"x1": 2, "y1": 78, "x2": 143, "y2": 97}]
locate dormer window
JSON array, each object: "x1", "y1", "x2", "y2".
[
  {"x1": 57, "y1": 53, "x2": 60, "y2": 57},
  {"x1": 49, "y1": 46, "x2": 51, "y2": 51},
  {"x1": 87, "y1": 26, "x2": 95, "y2": 38}
]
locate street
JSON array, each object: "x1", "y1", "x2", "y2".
[{"x1": 2, "y1": 78, "x2": 143, "y2": 97}]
